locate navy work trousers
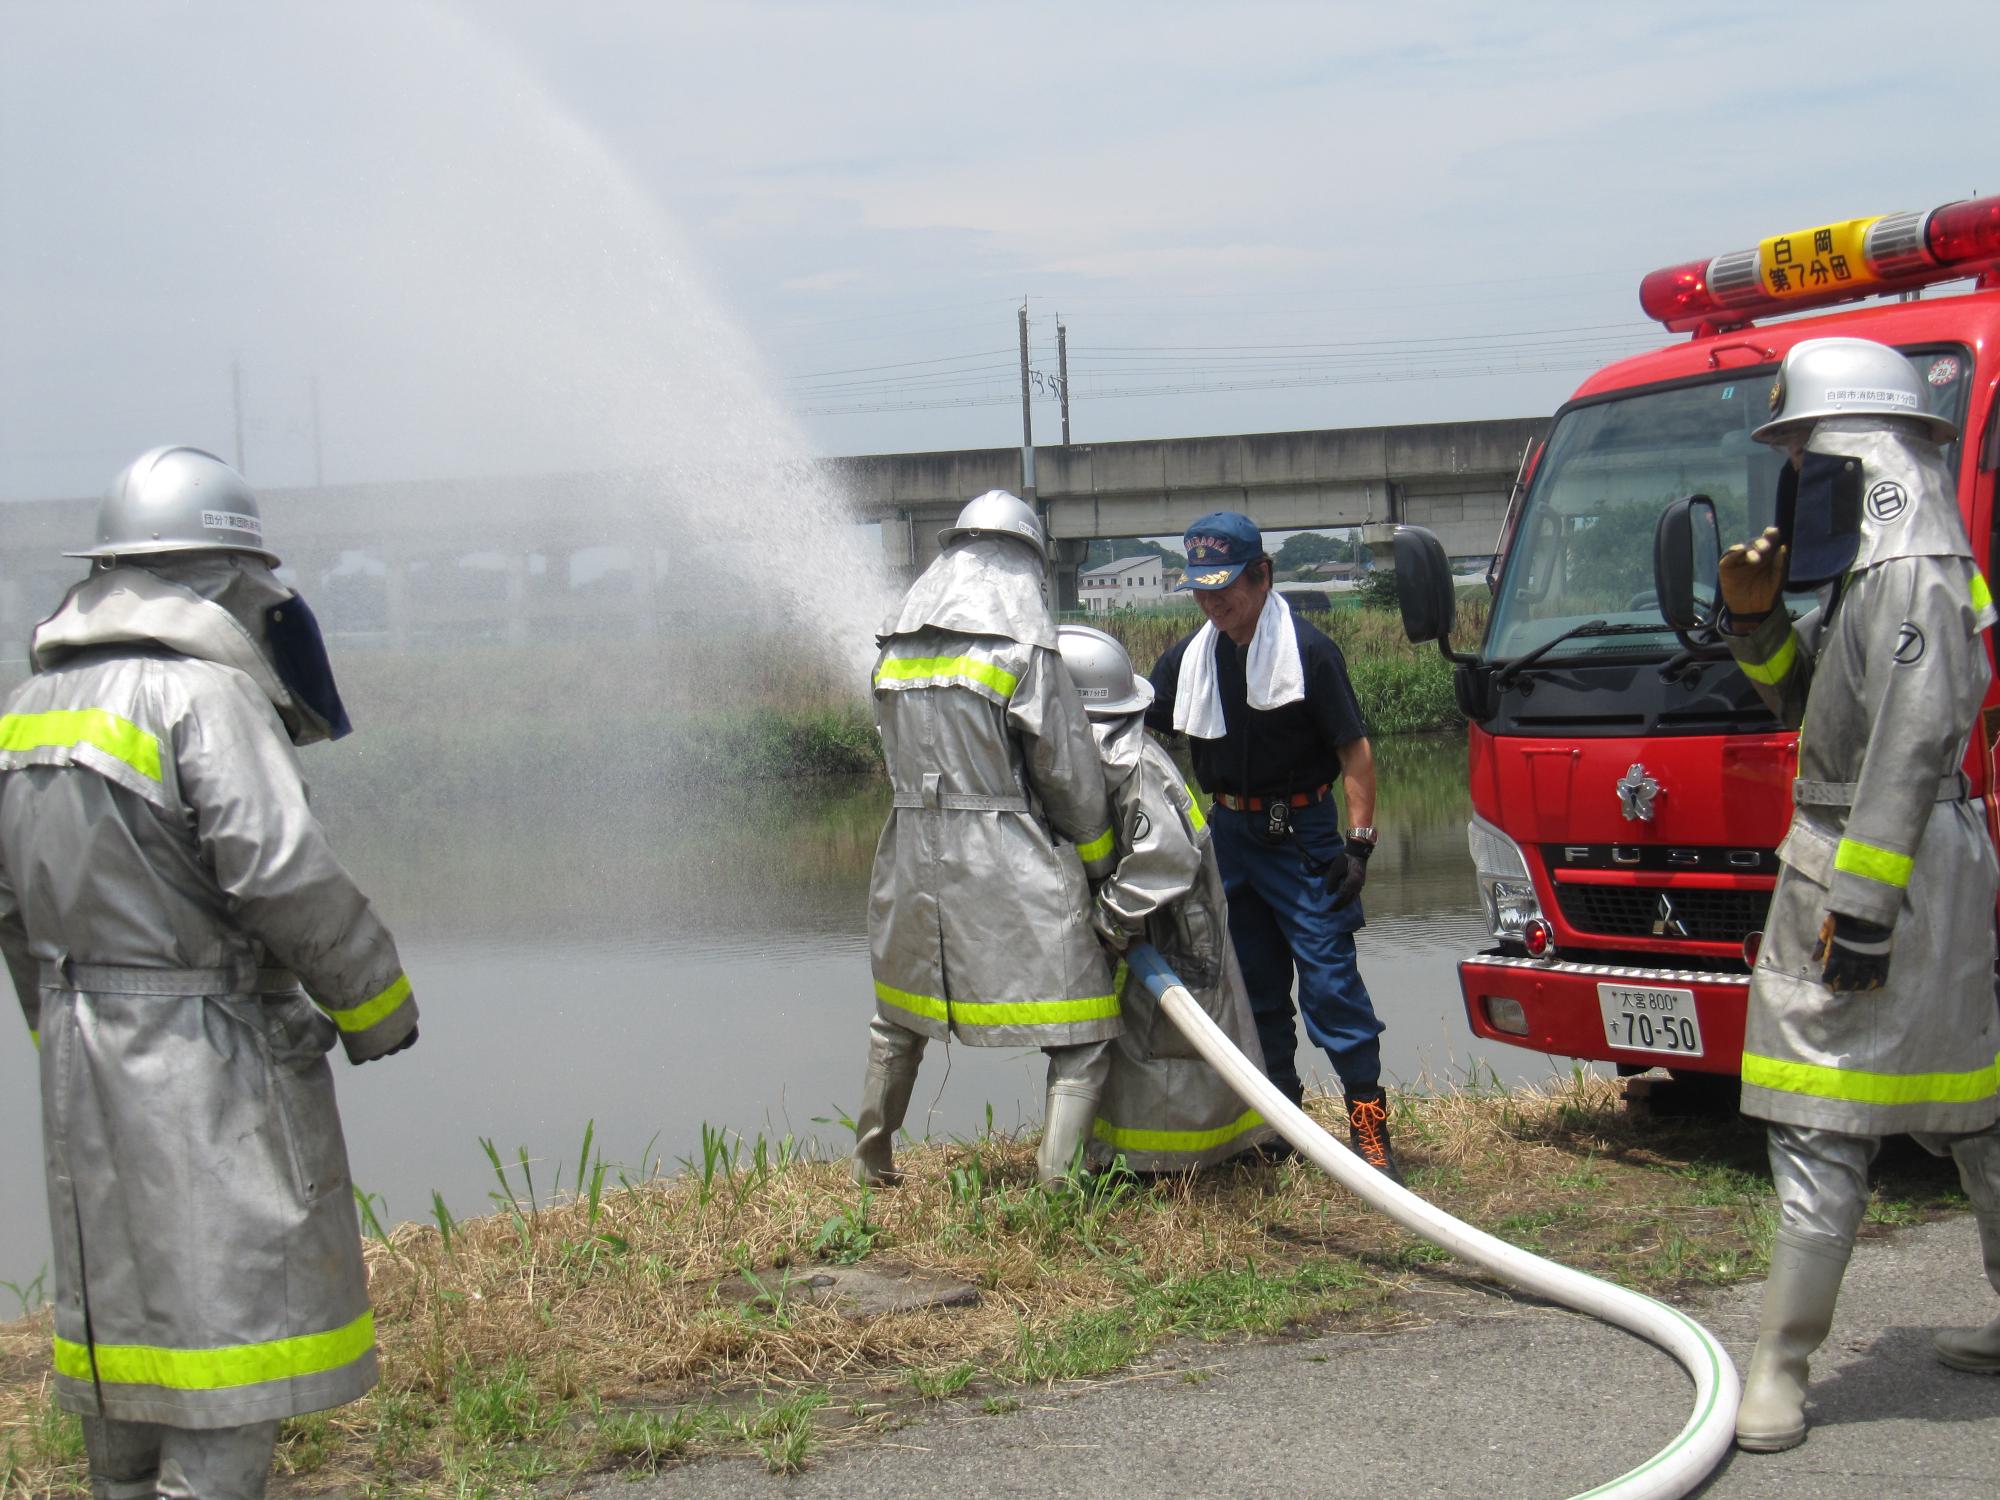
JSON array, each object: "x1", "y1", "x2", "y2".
[{"x1": 1210, "y1": 796, "x2": 1384, "y2": 1101}]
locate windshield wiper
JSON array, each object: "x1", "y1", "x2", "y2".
[{"x1": 1492, "y1": 620, "x2": 1663, "y2": 687}]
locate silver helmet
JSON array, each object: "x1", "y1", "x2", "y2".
[
  {"x1": 1752, "y1": 337, "x2": 1958, "y2": 445},
  {"x1": 1057, "y1": 623, "x2": 1154, "y2": 718},
  {"x1": 937, "y1": 489, "x2": 1048, "y2": 564},
  {"x1": 67, "y1": 446, "x2": 281, "y2": 565}
]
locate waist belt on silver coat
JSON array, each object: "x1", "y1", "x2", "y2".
[
  {"x1": 1793, "y1": 773, "x2": 1967, "y2": 808},
  {"x1": 39, "y1": 961, "x2": 301, "y2": 996},
  {"x1": 891, "y1": 773, "x2": 1029, "y2": 812}
]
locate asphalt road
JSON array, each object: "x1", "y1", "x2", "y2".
[{"x1": 601, "y1": 1213, "x2": 1998, "y2": 1500}]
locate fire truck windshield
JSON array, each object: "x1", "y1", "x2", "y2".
[{"x1": 1486, "y1": 350, "x2": 1971, "y2": 668}]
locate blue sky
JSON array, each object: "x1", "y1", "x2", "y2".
[{"x1": 2, "y1": 0, "x2": 1994, "y2": 500}]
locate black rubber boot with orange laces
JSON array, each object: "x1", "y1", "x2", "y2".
[{"x1": 1345, "y1": 1087, "x2": 1404, "y2": 1185}]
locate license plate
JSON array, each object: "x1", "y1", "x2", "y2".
[{"x1": 1597, "y1": 982, "x2": 1704, "y2": 1058}]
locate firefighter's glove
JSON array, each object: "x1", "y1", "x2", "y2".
[
  {"x1": 1719, "y1": 526, "x2": 1787, "y2": 630},
  {"x1": 1090, "y1": 900, "x2": 1134, "y2": 957},
  {"x1": 1813, "y1": 914, "x2": 1892, "y2": 994},
  {"x1": 347, "y1": 1024, "x2": 419, "y2": 1065},
  {"x1": 1327, "y1": 838, "x2": 1373, "y2": 911}
]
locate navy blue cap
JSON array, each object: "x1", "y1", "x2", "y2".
[{"x1": 1175, "y1": 511, "x2": 1263, "y2": 591}]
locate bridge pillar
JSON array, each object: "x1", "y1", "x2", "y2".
[
  {"x1": 504, "y1": 554, "x2": 529, "y2": 646},
  {"x1": 384, "y1": 557, "x2": 412, "y2": 650},
  {"x1": 632, "y1": 543, "x2": 659, "y2": 638}
]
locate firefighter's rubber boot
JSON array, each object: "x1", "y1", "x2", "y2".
[
  {"x1": 1037, "y1": 1040, "x2": 1112, "y2": 1186},
  {"x1": 1734, "y1": 1229, "x2": 1850, "y2": 1452},
  {"x1": 1934, "y1": 1205, "x2": 2000, "y2": 1374},
  {"x1": 1345, "y1": 1087, "x2": 1404, "y2": 1185},
  {"x1": 850, "y1": 1018, "x2": 924, "y2": 1187}
]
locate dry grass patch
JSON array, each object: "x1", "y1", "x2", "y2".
[{"x1": 0, "y1": 1073, "x2": 1970, "y2": 1496}]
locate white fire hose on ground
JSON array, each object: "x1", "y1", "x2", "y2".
[{"x1": 1124, "y1": 943, "x2": 1740, "y2": 1500}]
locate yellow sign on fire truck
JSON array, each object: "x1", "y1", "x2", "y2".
[{"x1": 1757, "y1": 216, "x2": 1883, "y2": 300}]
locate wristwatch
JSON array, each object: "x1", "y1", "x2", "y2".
[{"x1": 1347, "y1": 826, "x2": 1378, "y2": 846}]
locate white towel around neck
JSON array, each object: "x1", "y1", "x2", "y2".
[{"x1": 1172, "y1": 589, "x2": 1305, "y2": 740}]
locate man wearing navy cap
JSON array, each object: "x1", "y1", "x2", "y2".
[{"x1": 1145, "y1": 511, "x2": 1398, "y2": 1180}]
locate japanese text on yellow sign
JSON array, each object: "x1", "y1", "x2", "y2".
[{"x1": 1758, "y1": 216, "x2": 1882, "y2": 299}]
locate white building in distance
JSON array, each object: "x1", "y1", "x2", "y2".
[{"x1": 1078, "y1": 554, "x2": 1172, "y2": 612}]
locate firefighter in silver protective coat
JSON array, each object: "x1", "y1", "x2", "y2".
[
  {"x1": 1717, "y1": 339, "x2": 2000, "y2": 1452},
  {"x1": 854, "y1": 491, "x2": 1119, "y2": 1187},
  {"x1": 0, "y1": 448, "x2": 418, "y2": 1499},
  {"x1": 1057, "y1": 626, "x2": 1276, "y2": 1172}
]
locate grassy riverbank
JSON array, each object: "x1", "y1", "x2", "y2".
[
  {"x1": 0, "y1": 1076, "x2": 1968, "y2": 1496},
  {"x1": 301, "y1": 592, "x2": 1481, "y2": 799}
]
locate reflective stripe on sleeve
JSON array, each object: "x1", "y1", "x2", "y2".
[
  {"x1": 1093, "y1": 1108, "x2": 1265, "y2": 1154},
  {"x1": 0, "y1": 709, "x2": 162, "y2": 783},
  {"x1": 323, "y1": 975, "x2": 411, "y2": 1034},
  {"x1": 1834, "y1": 837, "x2": 1914, "y2": 889},
  {"x1": 1972, "y1": 571, "x2": 1993, "y2": 613},
  {"x1": 1076, "y1": 825, "x2": 1115, "y2": 863},
  {"x1": 29, "y1": 1030, "x2": 39, "y2": 1050},
  {"x1": 1737, "y1": 633, "x2": 1797, "y2": 686},
  {"x1": 1743, "y1": 1049, "x2": 2000, "y2": 1108},
  {"x1": 874, "y1": 980, "x2": 1117, "y2": 1027},
  {"x1": 53, "y1": 1309, "x2": 374, "y2": 1392},
  {"x1": 1182, "y1": 783, "x2": 1207, "y2": 833},
  {"x1": 872, "y1": 655, "x2": 1020, "y2": 698}
]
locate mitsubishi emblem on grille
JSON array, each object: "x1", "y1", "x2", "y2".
[
  {"x1": 1617, "y1": 763, "x2": 1663, "y2": 822},
  {"x1": 1652, "y1": 892, "x2": 1689, "y2": 939}
]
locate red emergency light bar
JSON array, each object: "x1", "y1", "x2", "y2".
[{"x1": 1639, "y1": 195, "x2": 2000, "y2": 334}]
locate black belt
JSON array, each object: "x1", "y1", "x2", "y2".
[{"x1": 1213, "y1": 784, "x2": 1330, "y2": 813}]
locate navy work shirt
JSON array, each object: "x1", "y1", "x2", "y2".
[{"x1": 1146, "y1": 613, "x2": 1370, "y2": 799}]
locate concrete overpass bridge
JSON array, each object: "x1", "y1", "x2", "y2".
[{"x1": 0, "y1": 416, "x2": 1543, "y2": 646}]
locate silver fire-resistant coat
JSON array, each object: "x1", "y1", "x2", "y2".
[
  {"x1": 1084, "y1": 713, "x2": 1274, "y2": 1170},
  {"x1": 868, "y1": 537, "x2": 1119, "y2": 1048},
  {"x1": 1728, "y1": 419, "x2": 2000, "y2": 1135},
  {"x1": 0, "y1": 564, "x2": 416, "y2": 1427}
]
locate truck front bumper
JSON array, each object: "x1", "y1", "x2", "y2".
[{"x1": 1459, "y1": 951, "x2": 1750, "y2": 1076}]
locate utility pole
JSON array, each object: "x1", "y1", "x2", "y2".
[
  {"x1": 1056, "y1": 317, "x2": 1071, "y2": 445},
  {"x1": 1016, "y1": 300, "x2": 1036, "y2": 503},
  {"x1": 310, "y1": 374, "x2": 324, "y2": 487},
  {"x1": 230, "y1": 359, "x2": 246, "y2": 476}
]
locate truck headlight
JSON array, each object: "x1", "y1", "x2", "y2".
[{"x1": 1468, "y1": 814, "x2": 1544, "y2": 943}]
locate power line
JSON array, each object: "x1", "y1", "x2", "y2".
[{"x1": 782, "y1": 346, "x2": 1015, "y2": 381}]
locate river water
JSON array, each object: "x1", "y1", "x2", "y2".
[{"x1": 0, "y1": 727, "x2": 1576, "y2": 1292}]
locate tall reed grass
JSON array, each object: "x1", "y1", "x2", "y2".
[{"x1": 1080, "y1": 592, "x2": 1488, "y2": 737}]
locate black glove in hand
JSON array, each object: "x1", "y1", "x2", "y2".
[
  {"x1": 353, "y1": 1025, "x2": 419, "y2": 1064},
  {"x1": 1327, "y1": 838, "x2": 1373, "y2": 910},
  {"x1": 1813, "y1": 914, "x2": 1891, "y2": 993}
]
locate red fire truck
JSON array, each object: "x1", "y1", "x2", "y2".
[{"x1": 1393, "y1": 195, "x2": 2000, "y2": 1095}]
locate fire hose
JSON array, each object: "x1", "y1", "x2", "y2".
[{"x1": 1124, "y1": 943, "x2": 1740, "y2": 1500}]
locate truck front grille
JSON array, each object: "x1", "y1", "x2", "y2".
[{"x1": 1553, "y1": 884, "x2": 1770, "y2": 944}]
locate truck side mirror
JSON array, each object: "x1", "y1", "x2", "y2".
[
  {"x1": 1652, "y1": 494, "x2": 1723, "y2": 640},
  {"x1": 1391, "y1": 525, "x2": 1458, "y2": 650}
]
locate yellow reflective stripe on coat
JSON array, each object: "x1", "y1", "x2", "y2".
[
  {"x1": 873, "y1": 980, "x2": 949, "y2": 1023},
  {"x1": 1182, "y1": 783, "x2": 1208, "y2": 833},
  {"x1": 1738, "y1": 633, "x2": 1797, "y2": 686},
  {"x1": 323, "y1": 975, "x2": 411, "y2": 1034},
  {"x1": 874, "y1": 980, "x2": 1117, "y2": 1026},
  {"x1": 1743, "y1": 1049, "x2": 2000, "y2": 1107},
  {"x1": 0, "y1": 708, "x2": 162, "y2": 783},
  {"x1": 1093, "y1": 1108, "x2": 1264, "y2": 1154},
  {"x1": 1076, "y1": 825, "x2": 1115, "y2": 863},
  {"x1": 53, "y1": 1309, "x2": 374, "y2": 1392},
  {"x1": 1834, "y1": 837, "x2": 1914, "y2": 888},
  {"x1": 1972, "y1": 571, "x2": 1993, "y2": 613},
  {"x1": 873, "y1": 655, "x2": 1020, "y2": 699}
]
